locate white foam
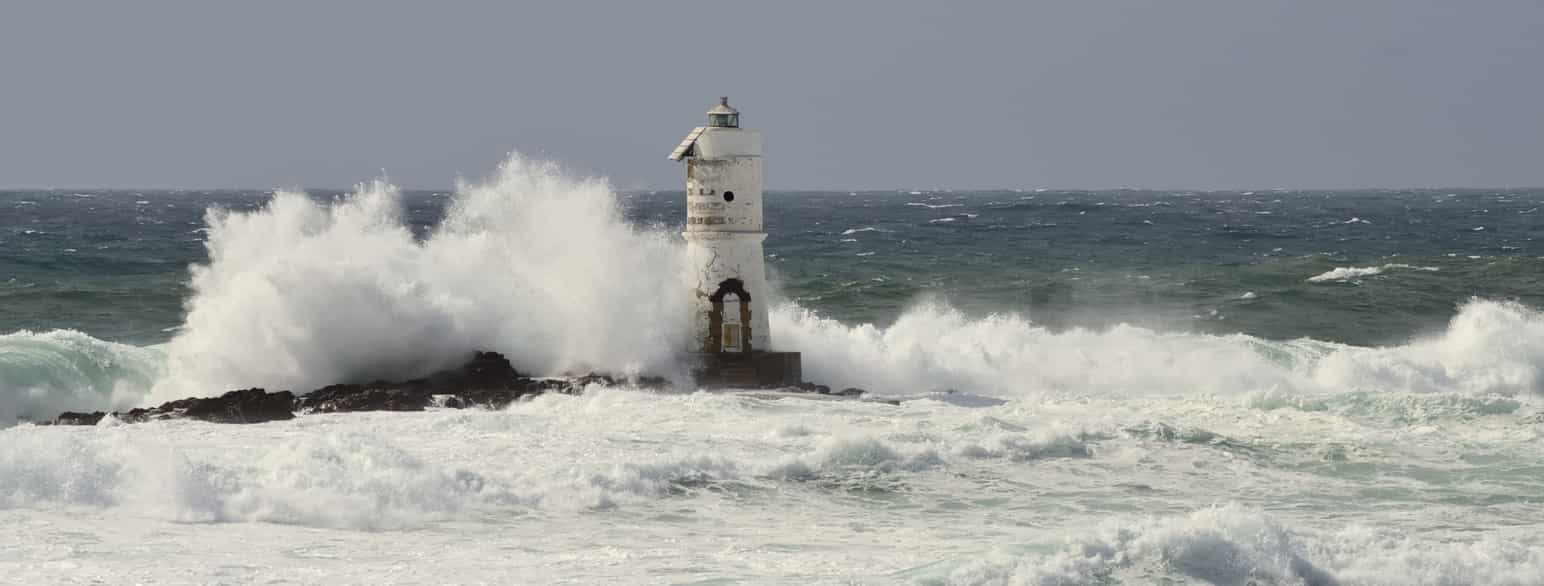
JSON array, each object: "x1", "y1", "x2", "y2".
[
  {"x1": 774, "y1": 298, "x2": 1544, "y2": 397},
  {"x1": 906, "y1": 203, "x2": 963, "y2": 209},
  {"x1": 772, "y1": 301, "x2": 1322, "y2": 397},
  {"x1": 941, "y1": 505, "x2": 1544, "y2": 585},
  {"x1": 0, "y1": 426, "x2": 514, "y2": 529},
  {"x1": 152, "y1": 154, "x2": 690, "y2": 401},
  {"x1": 1308, "y1": 264, "x2": 1439, "y2": 283},
  {"x1": 1313, "y1": 299, "x2": 1544, "y2": 395},
  {"x1": 766, "y1": 435, "x2": 943, "y2": 480}
]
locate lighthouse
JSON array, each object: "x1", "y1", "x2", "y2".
[{"x1": 669, "y1": 97, "x2": 800, "y2": 387}]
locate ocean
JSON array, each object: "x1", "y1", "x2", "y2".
[{"x1": 2, "y1": 155, "x2": 1542, "y2": 584}]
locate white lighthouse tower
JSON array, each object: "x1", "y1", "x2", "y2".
[{"x1": 669, "y1": 97, "x2": 800, "y2": 386}]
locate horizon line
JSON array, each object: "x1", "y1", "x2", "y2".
[{"x1": 4, "y1": 184, "x2": 1542, "y2": 194}]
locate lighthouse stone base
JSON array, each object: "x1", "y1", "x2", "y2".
[{"x1": 688, "y1": 351, "x2": 802, "y2": 388}]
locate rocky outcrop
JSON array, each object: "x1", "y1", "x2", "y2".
[
  {"x1": 45, "y1": 352, "x2": 670, "y2": 426},
  {"x1": 790, "y1": 382, "x2": 871, "y2": 398},
  {"x1": 41, "y1": 351, "x2": 862, "y2": 426},
  {"x1": 51, "y1": 389, "x2": 296, "y2": 425}
]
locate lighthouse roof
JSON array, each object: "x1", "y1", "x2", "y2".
[
  {"x1": 706, "y1": 97, "x2": 740, "y2": 128},
  {"x1": 707, "y1": 97, "x2": 738, "y2": 116},
  {"x1": 667, "y1": 127, "x2": 706, "y2": 161}
]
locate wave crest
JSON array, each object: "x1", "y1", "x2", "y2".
[
  {"x1": 1308, "y1": 263, "x2": 1439, "y2": 283},
  {"x1": 152, "y1": 155, "x2": 689, "y2": 402},
  {"x1": 936, "y1": 505, "x2": 1544, "y2": 586},
  {"x1": 0, "y1": 329, "x2": 162, "y2": 425},
  {"x1": 777, "y1": 298, "x2": 1544, "y2": 398}
]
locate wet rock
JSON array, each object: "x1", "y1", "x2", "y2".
[
  {"x1": 296, "y1": 351, "x2": 552, "y2": 413},
  {"x1": 120, "y1": 389, "x2": 297, "y2": 424},
  {"x1": 42, "y1": 351, "x2": 678, "y2": 425},
  {"x1": 51, "y1": 411, "x2": 107, "y2": 426},
  {"x1": 790, "y1": 382, "x2": 831, "y2": 394},
  {"x1": 296, "y1": 384, "x2": 433, "y2": 413},
  {"x1": 40, "y1": 351, "x2": 870, "y2": 425}
]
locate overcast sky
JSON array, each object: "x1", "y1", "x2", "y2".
[{"x1": 2, "y1": 1, "x2": 1540, "y2": 190}]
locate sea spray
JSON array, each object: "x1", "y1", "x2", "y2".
[
  {"x1": 776, "y1": 298, "x2": 1544, "y2": 397},
  {"x1": 151, "y1": 155, "x2": 690, "y2": 402},
  {"x1": 8, "y1": 159, "x2": 1544, "y2": 418},
  {"x1": 773, "y1": 300, "x2": 1324, "y2": 396}
]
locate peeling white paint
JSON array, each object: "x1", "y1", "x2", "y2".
[{"x1": 675, "y1": 105, "x2": 772, "y2": 353}]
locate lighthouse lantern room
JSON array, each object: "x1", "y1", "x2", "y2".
[{"x1": 669, "y1": 97, "x2": 801, "y2": 387}]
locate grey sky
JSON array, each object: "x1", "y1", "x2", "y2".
[{"x1": 2, "y1": 1, "x2": 1540, "y2": 190}]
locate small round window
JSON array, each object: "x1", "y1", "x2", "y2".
[{"x1": 723, "y1": 191, "x2": 735, "y2": 202}]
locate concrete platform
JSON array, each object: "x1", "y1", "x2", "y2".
[{"x1": 689, "y1": 351, "x2": 802, "y2": 388}]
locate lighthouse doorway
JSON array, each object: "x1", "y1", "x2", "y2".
[
  {"x1": 721, "y1": 295, "x2": 743, "y2": 352},
  {"x1": 706, "y1": 278, "x2": 753, "y2": 354}
]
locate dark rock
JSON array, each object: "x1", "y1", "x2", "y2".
[
  {"x1": 40, "y1": 350, "x2": 870, "y2": 425},
  {"x1": 121, "y1": 389, "x2": 297, "y2": 424},
  {"x1": 297, "y1": 384, "x2": 434, "y2": 413},
  {"x1": 790, "y1": 382, "x2": 831, "y2": 394},
  {"x1": 50, "y1": 411, "x2": 107, "y2": 426},
  {"x1": 294, "y1": 351, "x2": 548, "y2": 413}
]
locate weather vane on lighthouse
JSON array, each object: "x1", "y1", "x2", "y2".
[{"x1": 669, "y1": 97, "x2": 801, "y2": 387}]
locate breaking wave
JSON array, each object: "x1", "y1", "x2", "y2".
[
  {"x1": 0, "y1": 389, "x2": 1096, "y2": 527},
  {"x1": 151, "y1": 154, "x2": 689, "y2": 402},
  {"x1": 0, "y1": 330, "x2": 163, "y2": 425},
  {"x1": 776, "y1": 298, "x2": 1544, "y2": 398},
  {"x1": 932, "y1": 505, "x2": 1544, "y2": 586},
  {"x1": 0, "y1": 427, "x2": 511, "y2": 529},
  {"x1": 6, "y1": 154, "x2": 1544, "y2": 424}
]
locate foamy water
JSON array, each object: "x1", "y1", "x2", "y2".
[
  {"x1": 1307, "y1": 264, "x2": 1440, "y2": 283},
  {"x1": 3, "y1": 387, "x2": 1540, "y2": 583},
  {"x1": 2, "y1": 156, "x2": 1543, "y2": 583}
]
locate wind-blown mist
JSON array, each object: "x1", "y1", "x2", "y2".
[{"x1": 150, "y1": 155, "x2": 690, "y2": 402}]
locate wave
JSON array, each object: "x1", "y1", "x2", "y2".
[
  {"x1": 0, "y1": 329, "x2": 162, "y2": 425},
  {"x1": 150, "y1": 154, "x2": 690, "y2": 402},
  {"x1": 1308, "y1": 264, "x2": 1439, "y2": 283},
  {"x1": 776, "y1": 298, "x2": 1544, "y2": 397},
  {"x1": 930, "y1": 504, "x2": 1544, "y2": 585},
  {"x1": 0, "y1": 390, "x2": 1096, "y2": 526},
  {"x1": 9, "y1": 292, "x2": 1544, "y2": 426},
  {"x1": 841, "y1": 226, "x2": 888, "y2": 235},
  {"x1": 6, "y1": 154, "x2": 1544, "y2": 419},
  {"x1": 0, "y1": 427, "x2": 512, "y2": 529}
]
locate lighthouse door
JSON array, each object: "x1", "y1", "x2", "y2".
[{"x1": 720, "y1": 293, "x2": 743, "y2": 352}]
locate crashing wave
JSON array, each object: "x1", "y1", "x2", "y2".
[
  {"x1": 776, "y1": 298, "x2": 1544, "y2": 398},
  {"x1": 151, "y1": 155, "x2": 690, "y2": 402},
  {"x1": 7, "y1": 153, "x2": 1544, "y2": 423}
]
